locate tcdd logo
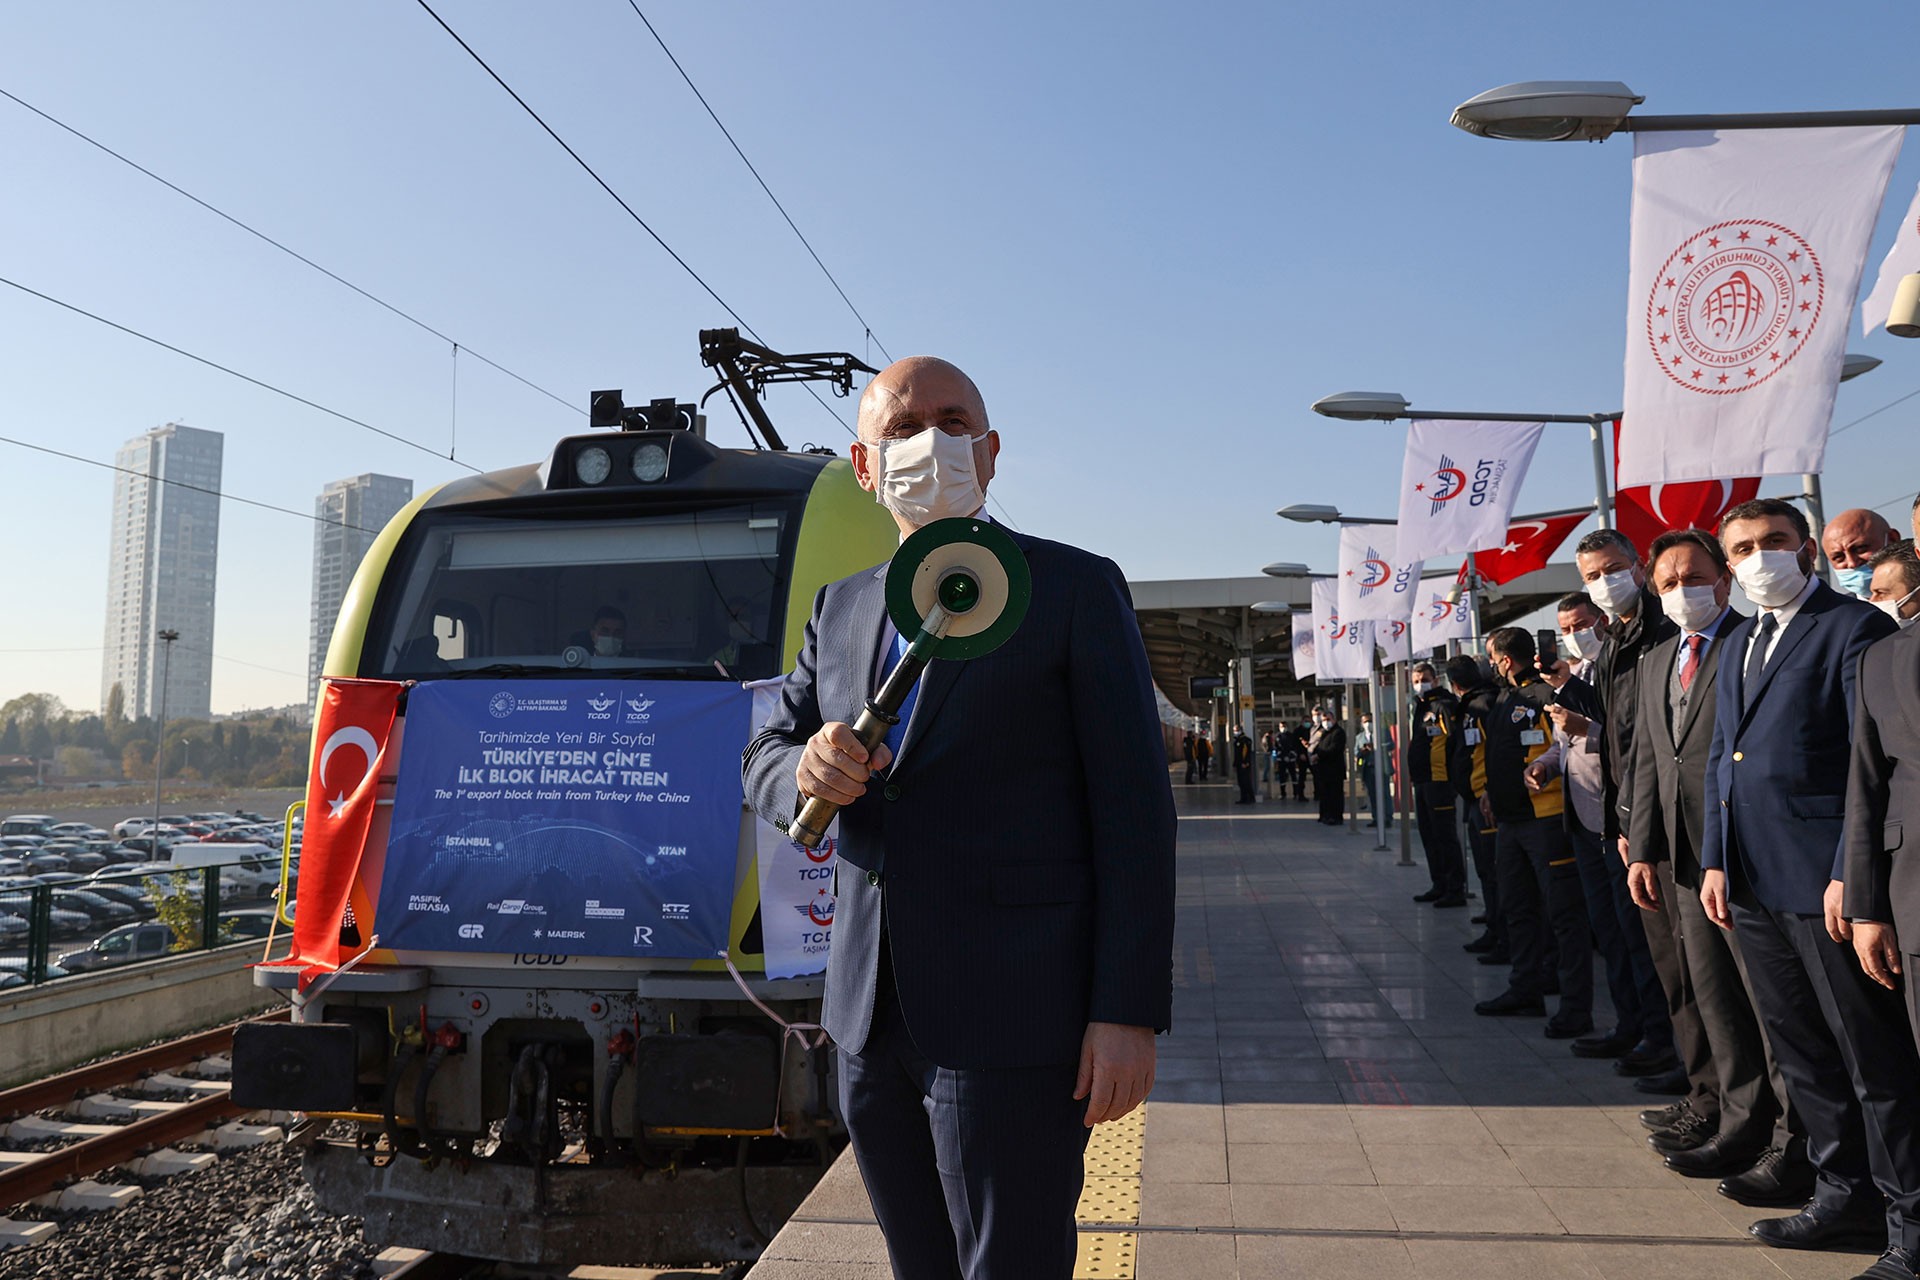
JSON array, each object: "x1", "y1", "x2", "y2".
[
  {"x1": 1416, "y1": 452, "x2": 1468, "y2": 515},
  {"x1": 801, "y1": 833, "x2": 836, "y2": 864}
]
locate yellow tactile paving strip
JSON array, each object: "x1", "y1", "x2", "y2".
[{"x1": 1073, "y1": 1103, "x2": 1144, "y2": 1278}]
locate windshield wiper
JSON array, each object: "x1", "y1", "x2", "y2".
[{"x1": 436, "y1": 662, "x2": 732, "y2": 681}]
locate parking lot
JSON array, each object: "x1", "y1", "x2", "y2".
[{"x1": 0, "y1": 788, "x2": 302, "y2": 986}]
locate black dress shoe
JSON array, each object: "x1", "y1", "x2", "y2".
[
  {"x1": 1544, "y1": 1015, "x2": 1594, "y2": 1040},
  {"x1": 1476, "y1": 950, "x2": 1514, "y2": 966},
  {"x1": 1648, "y1": 1109, "x2": 1716, "y2": 1153},
  {"x1": 1475, "y1": 990, "x2": 1546, "y2": 1017},
  {"x1": 1414, "y1": 887, "x2": 1444, "y2": 903},
  {"x1": 1639, "y1": 1100, "x2": 1696, "y2": 1132},
  {"x1": 1433, "y1": 893, "x2": 1469, "y2": 908},
  {"x1": 1664, "y1": 1135, "x2": 1766, "y2": 1177},
  {"x1": 1571, "y1": 1029, "x2": 1637, "y2": 1059},
  {"x1": 1633, "y1": 1065, "x2": 1691, "y2": 1096},
  {"x1": 1719, "y1": 1146, "x2": 1818, "y2": 1208},
  {"x1": 1613, "y1": 1043, "x2": 1681, "y2": 1077},
  {"x1": 1851, "y1": 1246, "x2": 1920, "y2": 1280},
  {"x1": 1463, "y1": 932, "x2": 1497, "y2": 953},
  {"x1": 1749, "y1": 1203, "x2": 1887, "y2": 1251},
  {"x1": 1470, "y1": 913, "x2": 1487, "y2": 924}
]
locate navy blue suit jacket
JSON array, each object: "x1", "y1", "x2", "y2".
[
  {"x1": 1701, "y1": 580, "x2": 1896, "y2": 915},
  {"x1": 742, "y1": 529, "x2": 1177, "y2": 1070}
]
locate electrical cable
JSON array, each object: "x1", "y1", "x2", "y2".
[
  {"x1": 623, "y1": 2, "x2": 892, "y2": 365},
  {"x1": 1830, "y1": 385, "x2": 1920, "y2": 438},
  {"x1": 0, "y1": 433, "x2": 381, "y2": 532},
  {"x1": 0, "y1": 275, "x2": 483, "y2": 473},
  {"x1": 0, "y1": 85, "x2": 581, "y2": 420}
]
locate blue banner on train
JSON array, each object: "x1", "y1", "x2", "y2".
[{"x1": 375, "y1": 680, "x2": 751, "y2": 957}]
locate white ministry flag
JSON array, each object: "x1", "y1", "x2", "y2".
[
  {"x1": 1861, "y1": 181, "x2": 1920, "y2": 335},
  {"x1": 1290, "y1": 613, "x2": 1316, "y2": 679},
  {"x1": 1619, "y1": 126, "x2": 1903, "y2": 486},
  {"x1": 1311, "y1": 578, "x2": 1373, "y2": 682},
  {"x1": 749, "y1": 678, "x2": 836, "y2": 979},
  {"x1": 1394, "y1": 419, "x2": 1544, "y2": 562},
  {"x1": 1337, "y1": 523, "x2": 1422, "y2": 622},
  {"x1": 1411, "y1": 586, "x2": 1474, "y2": 652},
  {"x1": 1375, "y1": 617, "x2": 1412, "y2": 666}
]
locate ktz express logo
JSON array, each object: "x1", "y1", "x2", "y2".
[{"x1": 1648, "y1": 220, "x2": 1822, "y2": 395}]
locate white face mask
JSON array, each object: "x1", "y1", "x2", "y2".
[
  {"x1": 592, "y1": 633, "x2": 622, "y2": 657},
  {"x1": 1733, "y1": 548, "x2": 1809, "y2": 609},
  {"x1": 1559, "y1": 628, "x2": 1603, "y2": 663},
  {"x1": 1660, "y1": 584, "x2": 1722, "y2": 633},
  {"x1": 1874, "y1": 584, "x2": 1920, "y2": 630},
  {"x1": 872, "y1": 430, "x2": 984, "y2": 527},
  {"x1": 1585, "y1": 568, "x2": 1641, "y2": 616},
  {"x1": 1411, "y1": 680, "x2": 1433, "y2": 697}
]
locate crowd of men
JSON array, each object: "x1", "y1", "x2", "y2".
[{"x1": 1399, "y1": 498, "x2": 1920, "y2": 1280}]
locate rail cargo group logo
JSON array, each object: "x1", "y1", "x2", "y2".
[
  {"x1": 1414, "y1": 454, "x2": 1469, "y2": 516},
  {"x1": 488, "y1": 691, "x2": 516, "y2": 719},
  {"x1": 1355, "y1": 548, "x2": 1392, "y2": 597},
  {"x1": 1648, "y1": 220, "x2": 1823, "y2": 395}
]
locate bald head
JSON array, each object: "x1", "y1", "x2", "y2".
[
  {"x1": 856, "y1": 356, "x2": 989, "y2": 444},
  {"x1": 1822, "y1": 507, "x2": 1893, "y2": 570}
]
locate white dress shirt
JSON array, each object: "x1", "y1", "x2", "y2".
[{"x1": 1743, "y1": 571, "x2": 1818, "y2": 669}]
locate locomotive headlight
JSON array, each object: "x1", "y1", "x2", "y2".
[
  {"x1": 574, "y1": 446, "x2": 612, "y2": 485},
  {"x1": 631, "y1": 442, "x2": 669, "y2": 483}
]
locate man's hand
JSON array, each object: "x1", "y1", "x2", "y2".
[
  {"x1": 1853, "y1": 922, "x2": 1903, "y2": 991},
  {"x1": 1627, "y1": 861, "x2": 1660, "y2": 912},
  {"x1": 1075, "y1": 1022, "x2": 1155, "y2": 1127},
  {"x1": 1523, "y1": 760, "x2": 1552, "y2": 793},
  {"x1": 1545, "y1": 703, "x2": 1591, "y2": 738},
  {"x1": 1701, "y1": 869, "x2": 1734, "y2": 931},
  {"x1": 795, "y1": 722, "x2": 892, "y2": 807},
  {"x1": 1616, "y1": 835, "x2": 1630, "y2": 868},
  {"x1": 1538, "y1": 659, "x2": 1572, "y2": 690},
  {"x1": 1823, "y1": 879, "x2": 1851, "y2": 944},
  {"x1": 1478, "y1": 795, "x2": 1494, "y2": 828}
]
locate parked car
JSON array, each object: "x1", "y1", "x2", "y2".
[
  {"x1": 0, "y1": 816, "x2": 54, "y2": 837},
  {"x1": 0, "y1": 858, "x2": 22, "y2": 877},
  {"x1": 81, "y1": 882, "x2": 155, "y2": 918},
  {"x1": 17, "y1": 851, "x2": 68, "y2": 874},
  {"x1": 0, "y1": 912, "x2": 28, "y2": 944},
  {"x1": 46, "y1": 823, "x2": 106, "y2": 839},
  {"x1": 217, "y1": 908, "x2": 278, "y2": 941},
  {"x1": 167, "y1": 844, "x2": 281, "y2": 900},
  {"x1": 57, "y1": 922, "x2": 178, "y2": 973},
  {"x1": 57, "y1": 849, "x2": 108, "y2": 873},
  {"x1": 0, "y1": 961, "x2": 71, "y2": 990},
  {"x1": 0, "y1": 893, "x2": 92, "y2": 938},
  {"x1": 117, "y1": 836, "x2": 175, "y2": 859},
  {"x1": 0, "y1": 835, "x2": 47, "y2": 850}
]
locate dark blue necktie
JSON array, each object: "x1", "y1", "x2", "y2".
[
  {"x1": 880, "y1": 629, "x2": 919, "y2": 763},
  {"x1": 1742, "y1": 613, "x2": 1777, "y2": 711}
]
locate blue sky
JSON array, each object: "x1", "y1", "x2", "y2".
[{"x1": 3, "y1": 1, "x2": 1918, "y2": 714}]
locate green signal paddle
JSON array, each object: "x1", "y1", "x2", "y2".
[{"x1": 787, "y1": 516, "x2": 1032, "y2": 847}]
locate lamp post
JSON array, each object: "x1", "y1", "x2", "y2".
[
  {"x1": 152, "y1": 628, "x2": 179, "y2": 840},
  {"x1": 1311, "y1": 392, "x2": 1617, "y2": 530}
]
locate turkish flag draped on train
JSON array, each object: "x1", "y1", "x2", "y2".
[
  {"x1": 1618, "y1": 125, "x2": 1902, "y2": 485},
  {"x1": 272, "y1": 678, "x2": 404, "y2": 986},
  {"x1": 1609, "y1": 419, "x2": 1760, "y2": 558}
]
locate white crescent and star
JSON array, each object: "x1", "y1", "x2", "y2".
[{"x1": 319, "y1": 725, "x2": 379, "y2": 818}]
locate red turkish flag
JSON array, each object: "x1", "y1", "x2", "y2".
[
  {"x1": 1472, "y1": 511, "x2": 1589, "y2": 586},
  {"x1": 1611, "y1": 418, "x2": 1760, "y2": 557},
  {"x1": 270, "y1": 678, "x2": 403, "y2": 987}
]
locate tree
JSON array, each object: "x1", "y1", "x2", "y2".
[
  {"x1": 55, "y1": 745, "x2": 94, "y2": 778},
  {"x1": 0, "y1": 693, "x2": 68, "y2": 728},
  {"x1": 24, "y1": 720, "x2": 52, "y2": 759},
  {"x1": 122, "y1": 739, "x2": 154, "y2": 778},
  {"x1": 0, "y1": 719, "x2": 19, "y2": 755},
  {"x1": 104, "y1": 683, "x2": 126, "y2": 733}
]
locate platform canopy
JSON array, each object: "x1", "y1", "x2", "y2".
[{"x1": 1131, "y1": 563, "x2": 1583, "y2": 718}]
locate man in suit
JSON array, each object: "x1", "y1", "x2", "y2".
[
  {"x1": 1233, "y1": 729, "x2": 1256, "y2": 804},
  {"x1": 1308, "y1": 707, "x2": 1348, "y2": 826},
  {"x1": 1574, "y1": 527, "x2": 1696, "y2": 1099},
  {"x1": 1624, "y1": 530, "x2": 1805, "y2": 1201},
  {"x1": 742, "y1": 356, "x2": 1176, "y2": 1280},
  {"x1": 1846, "y1": 542, "x2": 1920, "y2": 1038},
  {"x1": 1698, "y1": 499, "x2": 1920, "y2": 1278},
  {"x1": 1182, "y1": 731, "x2": 1196, "y2": 785},
  {"x1": 1448, "y1": 655, "x2": 1509, "y2": 963},
  {"x1": 1823, "y1": 507, "x2": 1895, "y2": 599},
  {"x1": 1530, "y1": 593, "x2": 1672, "y2": 1076}
]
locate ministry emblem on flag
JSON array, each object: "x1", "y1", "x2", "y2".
[{"x1": 1649, "y1": 220, "x2": 1823, "y2": 395}]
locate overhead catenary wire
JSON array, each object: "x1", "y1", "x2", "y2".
[
  {"x1": 0, "y1": 85, "x2": 581, "y2": 420},
  {"x1": 1830, "y1": 385, "x2": 1920, "y2": 438},
  {"x1": 623, "y1": 1, "x2": 893, "y2": 366},
  {"x1": 0, "y1": 433, "x2": 380, "y2": 534},
  {"x1": 413, "y1": 0, "x2": 1019, "y2": 527},
  {"x1": 0, "y1": 275, "x2": 484, "y2": 474}
]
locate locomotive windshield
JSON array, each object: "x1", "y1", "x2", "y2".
[{"x1": 364, "y1": 499, "x2": 797, "y2": 683}]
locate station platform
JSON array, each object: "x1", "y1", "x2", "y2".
[{"x1": 749, "y1": 774, "x2": 1876, "y2": 1279}]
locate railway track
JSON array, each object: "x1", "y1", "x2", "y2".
[{"x1": 0, "y1": 1009, "x2": 289, "y2": 1245}]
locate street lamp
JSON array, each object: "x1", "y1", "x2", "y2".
[
  {"x1": 1312, "y1": 391, "x2": 1617, "y2": 529},
  {"x1": 1450, "y1": 81, "x2": 1920, "y2": 142},
  {"x1": 1261, "y1": 561, "x2": 1314, "y2": 578},
  {"x1": 152, "y1": 628, "x2": 179, "y2": 840}
]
